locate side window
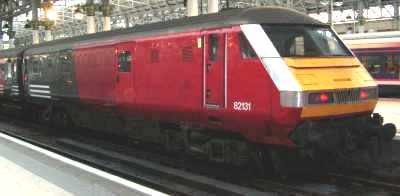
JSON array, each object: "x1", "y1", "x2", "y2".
[
  {"x1": 38, "y1": 55, "x2": 45, "y2": 78},
  {"x1": 361, "y1": 54, "x2": 385, "y2": 77},
  {"x1": 12, "y1": 60, "x2": 17, "y2": 79},
  {"x1": 23, "y1": 57, "x2": 28, "y2": 81},
  {"x1": 31, "y1": 55, "x2": 41, "y2": 80},
  {"x1": 0, "y1": 63, "x2": 5, "y2": 81},
  {"x1": 40, "y1": 54, "x2": 50, "y2": 81},
  {"x1": 6, "y1": 59, "x2": 12, "y2": 79},
  {"x1": 47, "y1": 54, "x2": 57, "y2": 76},
  {"x1": 239, "y1": 33, "x2": 257, "y2": 59},
  {"x1": 386, "y1": 54, "x2": 400, "y2": 78},
  {"x1": 208, "y1": 34, "x2": 218, "y2": 61},
  {"x1": 59, "y1": 50, "x2": 72, "y2": 73},
  {"x1": 59, "y1": 50, "x2": 73, "y2": 81},
  {"x1": 0, "y1": 60, "x2": 8, "y2": 81},
  {"x1": 118, "y1": 51, "x2": 132, "y2": 72}
]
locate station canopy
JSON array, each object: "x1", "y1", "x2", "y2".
[{"x1": 0, "y1": 0, "x2": 399, "y2": 48}]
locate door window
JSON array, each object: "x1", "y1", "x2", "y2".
[
  {"x1": 118, "y1": 51, "x2": 132, "y2": 72},
  {"x1": 208, "y1": 34, "x2": 219, "y2": 61}
]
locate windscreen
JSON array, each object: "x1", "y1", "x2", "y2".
[{"x1": 263, "y1": 25, "x2": 352, "y2": 57}]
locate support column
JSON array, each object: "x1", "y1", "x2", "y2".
[
  {"x1": 86, "y1": 0, "x2": 96, "y2": 34},
  {"x1": 7, "y1": 19, "x2": 15, "y2": 48},
  {"x1": 42, "y1": 0, "x2": 53, "y2": 42},
  {"x1": 44, "y1": 30, "x2": 52, "y2": 41},
  {"x1": 394, "y1": 0, "x2": 400, "y2": 30},
  {"x1": 102, "y1": 0, "x2": 112, "y2": 31},
  {"x1": 32, "y1": 0, "x2": 40, "y2": 44},
  {"x1": 255, "y1": 0, "x2": 261, "y2": 7},
  {"x1": 187, "y1": 0, "x2": 199, "y2": 17},
  {"x1": 286, "y1": 0, "x2": 293, "y2": 9},
  {"x1": 0, "y1": 20, "x2": 3, "y2": 49},
  {"x1": 87, "y1": 16, "x2": 96, "y2": 34},
  {"x1": 328, "y1": 0, "x2": 333, "y2": 26},
  {"x1": 124, "y1": 15, "x2": 130, "y2": 28},
  {"x1": 208, "y1": 0, "x2": 218, "y2": 14},
  {"x1": 103, "y1": 17, "x2": 111, "y2": 31},
  {"x1": 357, "y1": 1, "x2": 365, "y2": 33}
]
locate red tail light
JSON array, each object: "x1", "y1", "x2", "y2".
[
  {"x1": 360, "y1": 90, "x2": 368, "y2": 99},
  {"x1": 319, "y1": 93, "x2": 329, "y2": 102},
  {"x1": 308, "y1": 92, "x2": 333, "y2": 104}
]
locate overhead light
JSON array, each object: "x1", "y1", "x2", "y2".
[
  {"x1": 334, "y1": 1, "x2": 343, "y2": 6},
  {"x1": 74, "y1": 8, "x2": 84, "y2": 20},
  {"x1": 320, "y1": 0, "x2": 328, "y2": 6},
  {"x1": 46, "y1": 8, "x2": 57, "y2": 21}
]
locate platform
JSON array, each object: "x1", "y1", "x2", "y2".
[
  {"x1": 375, "y1": 98, "x2": 400, "y2": 135},
  {"x1": 0, "y1": 132, "x2": 167, "y2": 196}
]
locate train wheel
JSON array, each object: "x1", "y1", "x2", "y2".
[
  {"x1": 40, "y1": 107, "x2": 52, "y2": 125},
  {"x1": 269, "y1": 148, "x2": 290, "y2": 178},
  {"x1": 250, "y1": 145, "x2": 270, "y2": 176},
  {"x1": 52, "y1": 109, "x2": 73, "y2": 129},
  {"x1": 366, "y1": 135, "x2": 383, "y2": 169},
  {"x1": 163, "y1": 129, "x2": 172, "y2": 152}
]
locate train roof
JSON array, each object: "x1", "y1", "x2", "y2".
[
  {"x1": 0, "y1": 47, "x2": 24, "y2": 58},
  {"x1": 340, "y1": 31, "x2": 400, "y2": 40},
  {"x1": 6, "y1": 7, "x2": 326, "y2": 55}
]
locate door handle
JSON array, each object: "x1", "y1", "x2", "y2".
[
  {"x1": 116, "y1": 75, "x2": 120, "y2": 82},
  {"x1": 206, "y1": 89, "x2": 211, "y2": 98},
  {"x1": 206, "y1": 63, "x2": 211, "y2": 72}
]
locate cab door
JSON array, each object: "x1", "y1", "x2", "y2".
[
  {"x1": 203, "y1": 31, "x2": 226, "y2": 109},
  {"x1": 115, "y1": 43, "x2": 135, "y2": 108}
]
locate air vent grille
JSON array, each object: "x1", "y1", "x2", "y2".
[{"x1": 182, "y1": 46, "x2": 193, "y2": 61}]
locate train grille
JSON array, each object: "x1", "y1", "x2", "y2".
[{"x1": 333, "y1": 89, "x2": 360, "y2": 104}]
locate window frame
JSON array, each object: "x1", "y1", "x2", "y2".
[
  {"x1": 118, "y1": 50, "x2": 132, "y2": 72},
  {"x1": 238, "y1": 33, "x2": 257, "y2": 60}
]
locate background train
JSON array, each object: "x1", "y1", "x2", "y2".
[
  {"x1": 341, "y1": 31, "x2": 400, "y2": 97},
  {"x1": 0, "y1": 7, "x2": 396, "y2": 173}
]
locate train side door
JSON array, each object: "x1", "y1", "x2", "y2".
[
  {"x1": 115, "y1": 43, "x2": 135, "y2": 107},
  {"x1": 203, "y1": 32, "x2": 226, "y2": 109}
]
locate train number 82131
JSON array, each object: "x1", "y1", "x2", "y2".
[{"x1": 233, "y1": 101, "x2": 252, "y2": 111}]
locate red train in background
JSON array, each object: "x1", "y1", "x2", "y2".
[
  {"x1": 0, "y1": 7, "x2": 396, "y2": 173},
  {"x1": 341, "y1": 31, "x2": 400, "y2": 97}
]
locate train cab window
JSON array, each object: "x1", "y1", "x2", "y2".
[
  {"x1": 208, "y1": 34, "x2": 218, "y2": 61},
  {"x1": 263, "y1": 25, "x2": 351, "y2": 57},
  {"x1": 118, "y1": 51, "x2": 132, "y2": 72},
  {"x1": 239, "y1": 33, "x2": 257, "y2": 59},
  {"x1": 289, "y1": 36, "x2": 305, "y2": 56}
]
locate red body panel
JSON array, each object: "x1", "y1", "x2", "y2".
[
  {"x1": 74, "y1": 46, "x2": 116, "y2": 105},
  {"x1": 73, "y1": 26, "x2": 302, "y2": 146}
]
